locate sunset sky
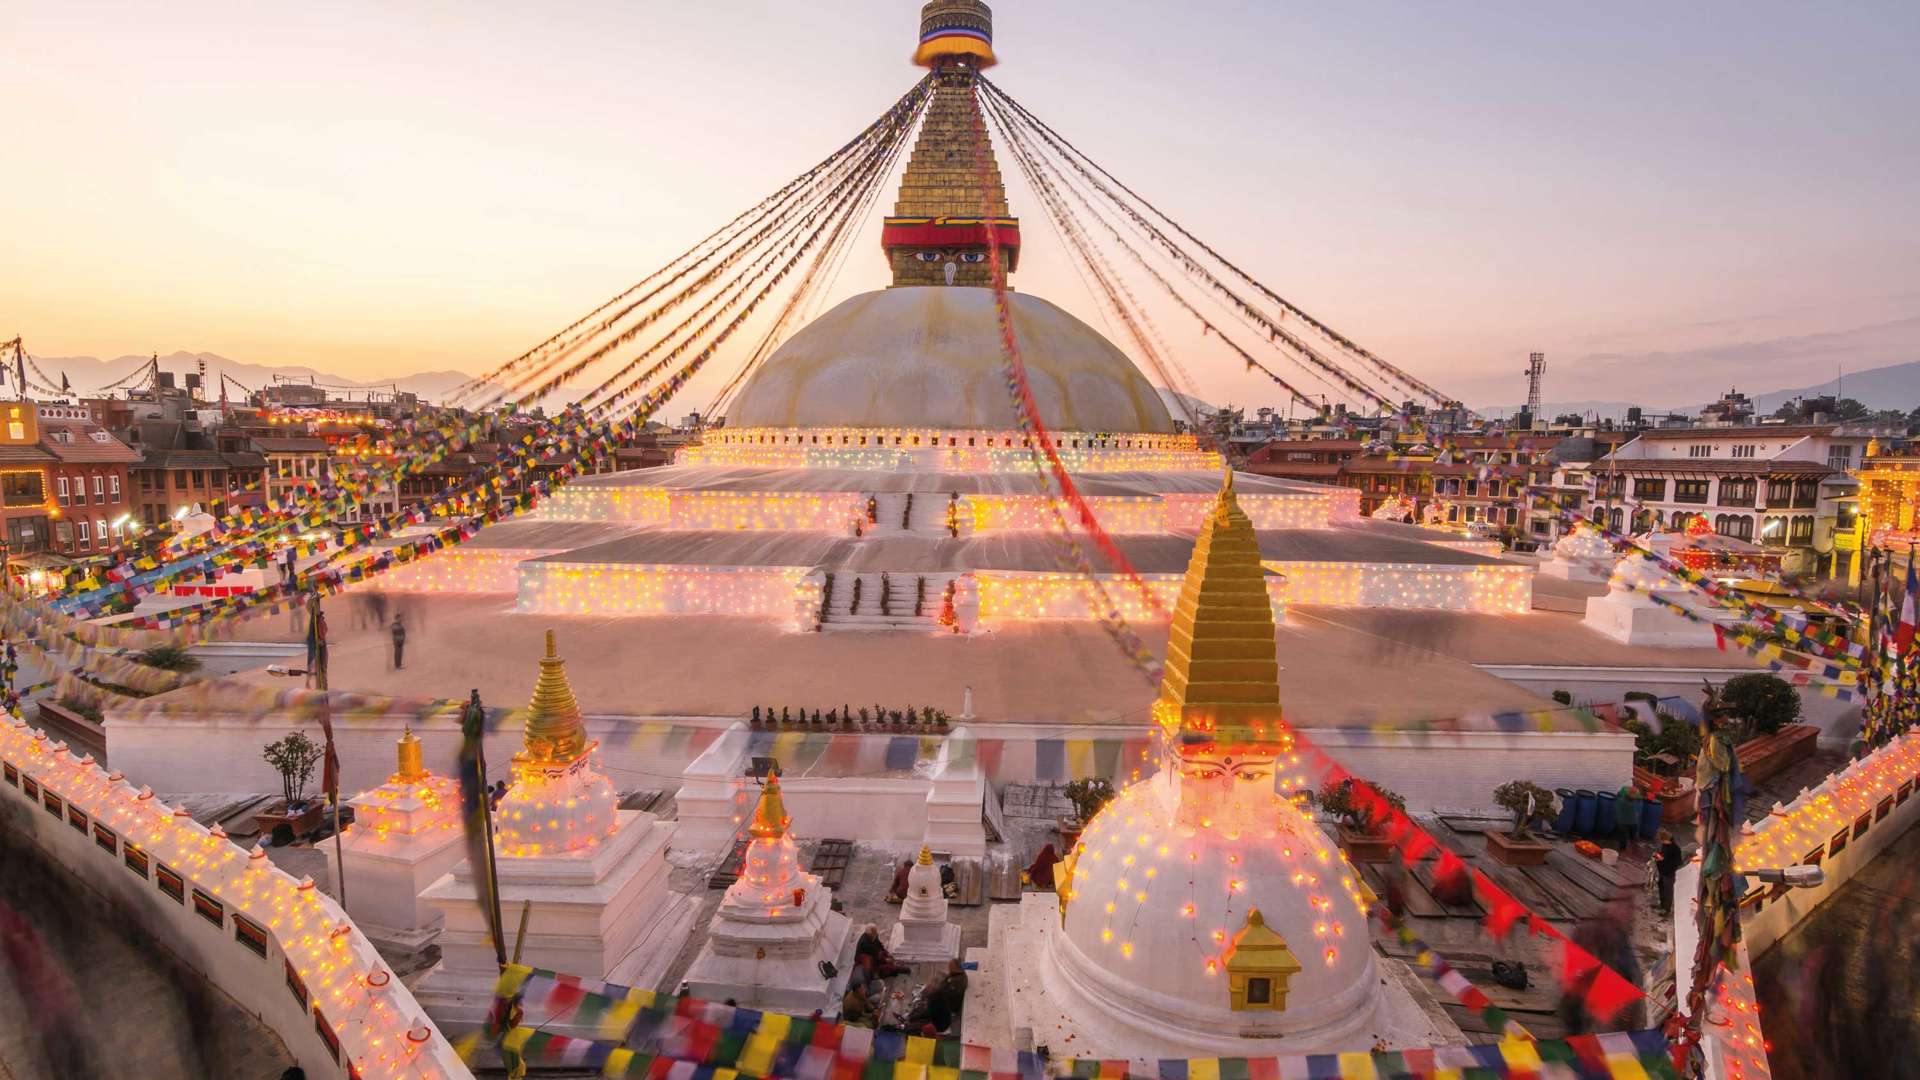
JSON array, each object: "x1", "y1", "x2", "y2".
[{"x1": 4, "y1": 1, "x2": 1917, "y2": 411}]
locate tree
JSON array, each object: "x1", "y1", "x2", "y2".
[
  {"x1": 1717, "y1": 673, "x2": 1800, "y2": 741},
  {"x1": 1318, "y1": 778, "x2": 1405, "y2": 833},
  {"x1": 136, "y1": 644, "x2": 202, "y2": 673},
  {"x1": 261, "y1": 731, "x2": 324, "y2": 806},
  {"x1": 1062, "y1": 777, "x2": 1116, "y2": 826}
]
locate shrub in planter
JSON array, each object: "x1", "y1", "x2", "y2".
[
  {"x1": 1717, "y1": 673, "x2": 1800, "y2": 742},
  {"x1": 1487, "y1": 781, "x2": 1558, "y2": 865},
  {"x1": 1061, "y1": 777, "x2": 1116, "y2": 842},
  {"x1": 1319, "y1": 779, "x2": 1405, "y2": 861}
]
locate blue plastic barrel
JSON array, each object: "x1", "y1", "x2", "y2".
[
  {"x1": 1553, "y1": 788, "x2": 1577, "y2": 835},
  {"x1": 1595, "y1": 791, "x2": 1617, "y2": 837},
  {"x1": 1640, "y1": 795, "x2": 1663, "y2": 839},
  {"x1": 1573, "y1": 789, "x2": 1598, "y2": 835}
]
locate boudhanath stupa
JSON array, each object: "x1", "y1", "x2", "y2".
[
  {"x1": 378, "y1": 1, "x2": 1528, "y2": 638},
  {"x1": 969, "y1": 476, "x2": 1443, "y2": 1055}
]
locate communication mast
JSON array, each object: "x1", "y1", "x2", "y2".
[{"x1": 1523, "y1": 352, "x2": 1546, "y2": 428}]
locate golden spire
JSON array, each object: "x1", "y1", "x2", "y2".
[
  {"x1": 520, "y1": 629, "x2": 589, "y2": 767},
  {"x1": 395, "y1": 726, "x2": 425, "y2": 782},
  {"x1": 1153, "y1": 470, "x2": 1284, "y2": 747},
  {"x1": 749, "y1": 773, "x2": 791, "y2": 840},
  {"x1": 917, "y1": 844, "x2": 934, "y2": 866}
]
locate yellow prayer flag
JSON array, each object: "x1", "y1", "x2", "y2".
[
  {"x1": 891, "y1": 1064, "x2": 929, "y2": 1080},
  {"x1": 736, "y1": 1032, "x2": 779, "y2": 1077},
  {"x1": 904, "y1": 1036, "x2": 937, "y2": 1065},
  {"x1": 495, "y1": 963, "x2": 534, "y2": 997},
  {"x1": 603, "y1": 1048, "x2": 635, "y2": 1077},
  {"x1": 1498, "y1": 1039, "x2": 1542, "y2": 1069},
  {"x1": 1187, "y1": 1060, "x2": 1219, "y2": 1080},
  {"x1": 1336, "y1": 1052, "x2": 1378, "y2": 1079},
  {"x1": 502, "y1": 1026, "x2": 534, "y2": 1054},
  {"x1": 1604, "y1": 1056, "x2": 1652, "y2": 1080},
  {"x1": 759, "y1": 1011, "x2": 791, "y2": 1042}
]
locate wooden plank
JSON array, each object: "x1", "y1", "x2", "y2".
[
  {"x1": 708, "y1": 837, "x2": 749, "y2": 889},
  {"x1": 1517, "y1": 864, "x2": 1605, "y2": 920},
  {"x1": 1547, "y1": 848, "x2": 1636, "y2": 901},
  {"x1": 1473, "y1": 857, "x2": 1575, "y2": 921},
  {"x1": 1410, "y1": 860, "x2": 1485, "y2": 918}
]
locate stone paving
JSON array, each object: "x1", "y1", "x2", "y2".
[{"x1": 1752, "y1": 818, "x2": 1920, "y2": 1080}]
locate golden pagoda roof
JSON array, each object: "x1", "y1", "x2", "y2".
[
  {"x1": 1153, "y1": 470, "x2": 1286, "y2": 747},
  {"x1": 750, "y1": 773, "x2": 792, "y2": 840},
  {"x1": 1223, "y1": 908, "x2": 1303, "y2": 975},
  {"x1": 519, "y1": 629, "x2": 589, "y2": 767}
]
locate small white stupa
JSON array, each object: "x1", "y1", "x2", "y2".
[
  {"x1": 1582, "y1": 544, "x2": 1726, "y2": 647},
  {"x1": 682, "y1": 773, "x2": 855, "y2": 1013},
  {"x1": 416, "y1": 631, "x2": 697, "y2": 1029},
  {"x1": 1539, "y1": 522, "x2": 1614, "y2": 582},
  {"x1": 326, "y1": 727, "x2": 463, "y2": 950},
  {"x1": 889, "y1": 844, "x2": 960, "y2": 962}
]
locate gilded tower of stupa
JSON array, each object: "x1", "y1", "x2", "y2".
[{"x1": 881, "y1": 1, "x2": 1020, "y2": 288}]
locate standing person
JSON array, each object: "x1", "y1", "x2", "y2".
[
  {"x1": 1656, "y1": 831, "x2": 1685, "y2": 916},
  {"x1": 390, "y1": 614, "x2": 407, "y2": 671}
]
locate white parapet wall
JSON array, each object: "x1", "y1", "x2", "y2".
[
  {"x1": 1734, "y1": 731, "x2": 1920, "y2": 957},
  {"x1": 0, "y1": 716, "x2": 471, "y2": 1080}
]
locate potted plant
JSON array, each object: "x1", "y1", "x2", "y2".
[
  {"x1": 1319, "y1": 779, "x2": 1405, "y2": 862},
  {"x1": 1487, "y1": 780, "x2": 1558, "y2": 865},
  {"x1": 255, "y1": 731, "x2": 327, "y2": 841},
  {"x1": 1059, "y1": 777, "x2": 1115, "y2": 850}
]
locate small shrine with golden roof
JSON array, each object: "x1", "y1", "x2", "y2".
[
  {"x1": 329, "y1": 726, "x2": 464, "y2": 950},
  {"x1": 415, "y1": 631, "x2": 698, "y2": 1032},
  {"x1": 683, "y1": 773, "x2": 857, "y2": 1013}
]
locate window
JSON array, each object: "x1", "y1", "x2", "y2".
[
  {"x1": 156, "y1": 864, "x2": 186, "y2": 902},
  {"x1": 1246, "y1": 976, "x2": 1272, "y2": 1004},
  {"x1": 1633, "y1": 478, "x2": 1668, "y2": 501},
  {"x1": 234, "y1": 914, "x2": 271, "y2": 958},
  {"x1": 1714, "y1": 515, "x2": 1754, "y2": 541},
  {"x1": 1674, "y1": 479, "x2": 1710, "y2": 504},
  {"x1": 1731, "y1": 444, "x2": 1757, "y2": 459},
  {"x1": 1719, "y1": 478, "x2": 1757, "y2": 506},
  {"x1": 109, "y1": 475, "x2": 120, "y2": 498},
  {"x1": 57, "y1": 475, "x2": 69, "y2": 503},
  {"x1": 1792, "y1": 478, "x2": 1819, "y2": 509},
  {"x1": 1901, "y1": 780, "x2": 1915, "y2": 805},
  {"x1": 77, "y1": 520, "x2": 88, "y2": 543},
  {"x1": 92, "y1": 475, "x2": 103, "y2": 497},
  {"x1": 190, "y1": 469, "x2": 204, "y2": 487},
  {"x1": 1689, "y1": 444, "x2": 1711, "y2": 458},
  {"x1": 191, "y1": 888, "x2": 224, "y2": 927},
  {"x1": 1, "y1": 471, "x2": 45, "y2": 506},
  {"x1": 1828, "y1": 445, "x2": 1854, "y2": 468},
  {"x1": 2, "y1": 762, "x2": 14, "y2": 785},
  {"x1": 1789, "y1": 516, "x2": 1814, "y2": 545},
  {"x1": 93, "y1": 822, "x2": 117, "y2": 854},
  {"x1": 1766, "y1": 479, "x2": 1794, "y2": 508},
  {"x1": 174, "y1": 472, "x2": 187, "y2": 490},
  {"x1": 124, "y1": 844, "x2": 150, "y2": 878},
  {"x1": 314, "y1": 1009, "x2": 341, "y2": 1063},
  {"x1": 21, "y1": 776, "x2": 38, "y2": 799},
  {"x1": 285, "y1": 960, "x2": 309, "y2": 1010},
  {"x1": 1853, "y1": 814, "x2": 1871, "y2": 840},
  {"x1": 67, "y1": 804, "x2": 88, "y2": 833},
  {"x1": 43, "y1": 788, "x2": 62, "y2": 817},
  {"x1": 96, "y1": 519, "x2": 108, "y2": 543},
  {"x1": 1877, "y1": 796, "x2": 1894, "y2": 821},
  {"x1": 1829, "y1": 828, "x2": 1849, "y2": 857}
]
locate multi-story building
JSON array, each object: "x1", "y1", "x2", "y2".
[
  {"x1": 252, "y1": 435, "x2": 334, "y2": 504},
  {"x1": 38, "y1": 404, "x2": 140, "y2": 557},
  {"x1": 0, "y1": 401, "x2": 58, "y2": 554},
  {"x1": 1586, "y1": 422, "x2": 1884, "y2": 572}
]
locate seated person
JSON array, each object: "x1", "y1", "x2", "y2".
[
  {"x1": 855, "y1": 925, "x2": 907, "y2": 978},
  {"x1": 840, "y1": 982, "x2": 875, "y2": 1026},
  {"x1": 1023, "y1": 844, "x2": 1059, "y2": 890},
  {"x1": 885, "y1": 860, "x2": 913, "y2": 904}
]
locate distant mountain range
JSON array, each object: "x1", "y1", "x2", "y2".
[
  {"x1": 1473, "y1": 359, "x2": 1920, "y2": 421},
  {"x1": 24, "y1": 351, "x2": 483, "y2": 405}
]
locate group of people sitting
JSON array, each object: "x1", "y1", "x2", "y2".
[{"x1": 838, "y1": 926, "x2": 968, "y2": 1036}]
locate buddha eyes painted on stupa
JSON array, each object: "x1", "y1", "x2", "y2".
[{"x1": 911, "y1": 249, "x2": 989, "y2": 263}]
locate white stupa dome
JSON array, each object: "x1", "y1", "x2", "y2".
[
  {"x1": 1046, "y1": 759, "x2": 1385, "y2": 1051},
  {"x1": 1553, "y1": 522, "x2": 1613, "y2": 562},
  {"x1": 725, "y1": 287, "x2": 1175, "y2": 433}
]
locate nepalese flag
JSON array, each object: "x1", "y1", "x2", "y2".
[{"x1": 1899, "y1": 556, "x2": 1919, "y2": 658}]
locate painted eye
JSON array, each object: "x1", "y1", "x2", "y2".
[
  {"x1": 960, "y1": 252, "x2": 987, "y2": 263},
  {"x1": 915, "y1": 251, "x2": 941, "y2": 262}
]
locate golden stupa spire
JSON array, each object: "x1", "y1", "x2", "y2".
[
  {"x1": 1152, "y1": 469, "x2": 1284, "y2": 748},
  {"x1": 882, "y1": 1, "x2": 1019, "y2": 288},
  {"x1": 519, "y1": 629, "x2": 589, "y2": 767},
  {"x1": 749, "y1": 773, "x2": 792, "y2": 840},
  {"x1": 395, "y1": 725, "x2": 425, "y2": 782}
]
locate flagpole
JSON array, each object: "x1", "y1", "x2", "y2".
[{"x1": 308, "y1": 590, "x2": 346, "y2": 906}]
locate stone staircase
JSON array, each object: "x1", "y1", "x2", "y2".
[
  {"x1": 863, "y1": 492, "x2": 959, "y2": 536},
  {"x1": 820, "y1": 571, "x2": 954, "y2": 631}
]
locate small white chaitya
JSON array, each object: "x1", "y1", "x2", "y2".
[
  {"x1": 326, "y1": 728, "x2": 463, "y2": 950},
  {"x1": 1582, "y1": 551, "x2": 1725, "y2": 647},
  {"x1": 416, "y1": 631, "x2": 697, "y2": 1029},
  {"x1": 923, "y1": 719, "x2": 988, "y2": 858},
  {"x1": 889, "y1": 845, "x2": 960, "y2": 962},
  {"x1": 682, "y1": 773, "x2": 854, "y2": 1012},
  {"x1": 1539, "y1": 522, "x2": 1614, "y2": 582}
]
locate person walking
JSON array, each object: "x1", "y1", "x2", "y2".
[
  {"x1": 1656, "y1": 831, "x2": 1685, "y2": 916},
  {"x1": 390, "y1": 615, "x2": 407, "y2": 671}
]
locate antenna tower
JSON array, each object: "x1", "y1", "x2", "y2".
[{"x1": 1524, "y1": 352, "x2": 1546, "y2": 427}]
